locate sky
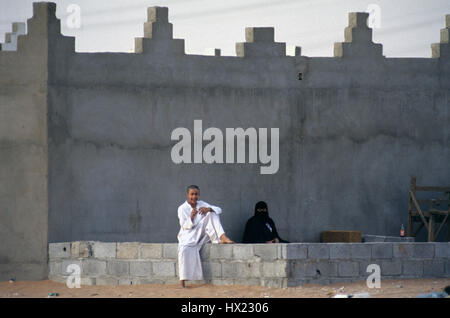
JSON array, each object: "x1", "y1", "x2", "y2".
[{"x1": 0, "y1": 0, "x2": 449, "y2": 57}]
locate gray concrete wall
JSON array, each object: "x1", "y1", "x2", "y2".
[
  {"x1": 1, "y1": 3, "x2": 449, "y2": 278},
  {"x1": 47, "y1": 7, "x2": 450, "y2": 244},
  {"x1": 48, "y1": 241, "x2": 450, "y2": 287},
  {"x1": 0, "y1": 3, "x2": 54, "y2": 281}
]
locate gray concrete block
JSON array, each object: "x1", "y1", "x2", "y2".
[
  {"x1": 61, "y1": 259, "x2": 82, "y2": 276},
  {"x1": 282, "y1": 243, "x2": 307, "y2": 260},
  {"x1": 261, "y1": 278, "x2": 288, "y2": 288},
  {"x1": 380, "y1": 260, "x2": 402, "y2": 276},
  {"x1": 71, "y1": 241, "x2": 94, "y2": 258},
  {"x1": 80, "y1": 277, "x2": 96, "y2": 286},
  {"x1": 117, "y1": 242, "x2": 139, "y2": 259},
  {"x1": 262, "y1": 261, "x2": 288, "y2": 278},
  {"x1": 82, "y1": 259, "x2": 107, "y2": 276},
  {"x1": 233, "y1": 278, "x2": 261, "y2": 286},
  {"x1": 96, "y1": 276, "x2": 119, "y2": 286},
  {"x1": 350, "y1": 244, "x2": 371, "y2": 259},
  {"x1": 140, "y1": 243, "x2": 163, "y2": 259},
  {"x1": 210, "y1": 244, "x2": 232, "y2": 259},
  {"x1": 362, "y1": 235, "x2": 385, "y2": 242},
  {"x1": 446, "y1": 260, "x2": 450, "y2": 277},
  {"x1": 129, "y1": 261, "x2": 152, "y2": 277},
  {"x1": 330, "y1": 244, "x2": 352, "y2": 259},
  {"x1": 254, "y1": 244, "x2": 279, "y2": 260},
  {"x1": 48, "y1": 260, "x2": 62, "y2": 276},
  {"x1": 393, "y1": 243, "x2": 415, "y2": 258},
  {"x1": 371, "y1": 243, "x2": 393, "y2": 259},
  {"x1": 222, "y1": 261, "x2": 260, "y2": 278},
  {"x1": 49, "y1": 242, "x2": 71, "y2": 259},
  {"x1": 93, "y1": 242, "x2": 116, "y2": 259},
  {"x1": 337, "y1": 261, "x2": 360, "y2": 277},
  {"x1": 199, "y1": 244, "x2": 211, "y2": 259},
  {"x1": 162, "y1": 244, "x2": 178, "y2": 259},
  {"x1": 434, "y1": 242, "x2": 449, "y2": 259},
  {"x1": 232, "y1": 244, "x2": 254, "y2": 260},
  {"x1": 307, "y1": 244, "x2": 329, "y2": 259},
  {"x1": 402, "y1": 260, "x2": 423, "y2": 276},
  {"x1": 414, "y1": 243, "x2": 435, "y2": 259},
  {"x1": 423, "y1": 260, "x2": 445, "y2": 277},
  {"x1": 107, "y1": 260, "x2": 129, "y2": 276},
  {"x1": 153, "y1": 261, "x2": 176, "y2": 277},
  {"x1": 118, "y1": 277, "x2": 139, "y2": 285},
  {"x1": 305, "y1": 260, "x2": 337, "y2": 278},
  {"x1": 201, "y1": 261, "x2": 222, "y2": 278},
  {"x1": 209, "y1": 279, "x2": 234, "y2": 286}
]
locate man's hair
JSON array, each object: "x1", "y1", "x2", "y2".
[{"x1": 186, "y1": 185, "x2": 200, "y2": 193}]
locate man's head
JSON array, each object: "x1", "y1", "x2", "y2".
[{"x1": 186, "y1": 185, "x2": 200, "y2": 206}]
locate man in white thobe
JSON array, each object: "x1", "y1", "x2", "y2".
[{"x1": 177, "y1": 185, "x2": 233, "y2": 288}]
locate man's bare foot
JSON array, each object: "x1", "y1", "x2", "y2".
[
  {"x1": 180, "y1": 280, "x2": 185, "y2": 288},
  {"x1": 219, "y1": 234, "x2": 234, "y2": 244}
]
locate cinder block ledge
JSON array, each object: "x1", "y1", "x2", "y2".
[{"x1": 48, "y1": 241, "x2": 450, "y2": 288}]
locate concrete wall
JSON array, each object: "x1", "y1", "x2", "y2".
[
  {"x1": 0, "y1": 3, "x2": 54, "y2": 281},
  {"x1": 0, "y1": 3, "x2": 449, "y2": 282},
  {"x1": 48, "y1": 241, "x2": 450, "y2": 287}
]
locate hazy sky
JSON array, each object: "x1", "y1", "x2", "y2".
[{"x1": 1, "y1": 0, "x2": 449, "y2": 57}]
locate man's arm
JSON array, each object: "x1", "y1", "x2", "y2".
[
  {"x1": 200, "y1": 201, "x2": 222, "y2": 215},
  {"x1": 178, "y1": 206, "x2": 195, "y2": 230}
]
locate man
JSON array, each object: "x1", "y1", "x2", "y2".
[
  {"x1": 177, "y1": 185, "x2": 234, "y2": 288},
  {"x1": 242, "y1": 201, "x2": 289, "y2": 244}
]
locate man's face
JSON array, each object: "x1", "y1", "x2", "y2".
[{"x1": 187, "y1": 189, "x2": 200, "y2": 206}]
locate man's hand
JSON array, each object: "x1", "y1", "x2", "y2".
[
  {"x1": 190, "y1": 208, "x2": 198, "y2": 221},
  {"x1": 199, "y1": 207, "x2": 212, "y2": 215}
]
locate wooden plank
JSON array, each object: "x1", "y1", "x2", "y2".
[
  {"x1": 416, "y1": 199, "x2": 450, "y2": 205},
  {"x1": 428, "y1": 214, "x2": 435, "y2": 242},
  {"x1": 434, "y1": 213, "x2": 449, "y2": 241},
  {"x1": 410, "y1": 190, "x2": 429, "y2": 233}
]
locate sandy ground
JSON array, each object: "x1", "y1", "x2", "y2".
[{"x1": 0, "y1": 278, "x2": 449, "y2": 298}]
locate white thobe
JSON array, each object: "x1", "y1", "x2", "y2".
[{"x1": 177, "y1": 200, "x2": 225, "y2": 281}]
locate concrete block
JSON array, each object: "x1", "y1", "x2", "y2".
[
  {"x1": 446, "y1": 260, "x2": 450, "y2": 277},
  {"x1": 61, "y1": 259, "x2": 82, "y2": 276},
  {"x1": 71, "y1": 241, "x2": 94, "y2": 258},
  {"x1": 423, "y1": 260, "x2": 445, "y2": 277},
  {"x1": 305, "y1": 260, "x2": 337, "y2": 278},
  {"x1": 283, "y1": 244, "x2": 307, "y2": 260},
  {"x1": 307, "y1": 278, "x2": 331, "y2": 285},
  {"x1": 162, "y1": 244, "x2": 178, "y2": 259},
  {"x1": 153, "y1": 261, "x2": 176, "y2": 277},
  {"x1": 329, "y1": 244, "x2": 352, "y2": 259},
  {"x1": 222, "y1": 261, "x2": 260, "y2": 278},
  {"x1": 434, "y1": 242, "x2": 449, "y2": 259},
  {"x1": 350, "y1": 244, "x2": 371, "y2": 259},
  {"x1": 414, "y1": 243, "x2": 434, "y2": 259},
  {"x1": 140, "y1": 243, "x2": 163, "y2": 259},
  {"x1": 245, "y1": 27, "x2": 274, "y2": 43},
  {"x1": 117, "y1": 242, "x2": 139, "y2": 259},
  {"x1": 93, "y1": 242, "x2": 116, "y2": 259},
  {"x1": 402, "y1": 260, "x2": 424, "y2": 276},
  {"x1": 118, "y1": 277, "x2": 139, "y2": 285},
  {"x1": 48, "y1": 260, "x2": 62, "y2": 276},
  {"x1": 209, "y1": 279, "x2": 234, "y2": 286},
  {"x1": 107, "y1": 260, "x2": 129, "y2": 276},
  {"x1": 308, "y1": 244, "x2": 329, "y2": 259},
  {"x1": 233, "y1": 278, "x2": 261, "y2": 286},
  {"x1": 96, "y1": 276, "x2": 119, "y2": 286},
  {"x1": 210, "y1": 244, "x2": 232, "y2": 259},
  {"x1": 337, "y1": 261, "x2": 360, "y2": 277},
  {"x1": 261, "y1": 278, "x2": 288, "y2": 288},
  {"x1": 199, "y1": 244, "x2": 211, "y2": 259},
  {"x1": 49, "y1": 243, "x2": 71, "y2": 259},
  {"x1": 233, "y1": 244, "x2": 254, "y2": 260},
  {"x1": 380, "y1": 260, "x2": 402, "y2": 276},
  {"x1": 201, "y1": 261, "x2": 222, "y2": 278},
  {"x1": 262, "y1": 260, "x2": 288, "y2": 278},
  {"x1": 371, "y1": 243, "x2": 393, "y2": 259},
  {"x1": 254, "y1": 244, "x2": 279, "y2": 260},
  {"x1": 80, "y1": 277, "x2": 96, "y2": 286},
  {"x1": 82, "y1": 259, "x2": 107, "y2": 276},
  {"x1": 393, "y1": 243, "x2": 415, "y2": 258},
  {"x1": 363, "y1": 235, "x2": 385, "y2": 242},
  {"x1": 129, "y1": 261, "x2": 152, "y2": 277}
]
